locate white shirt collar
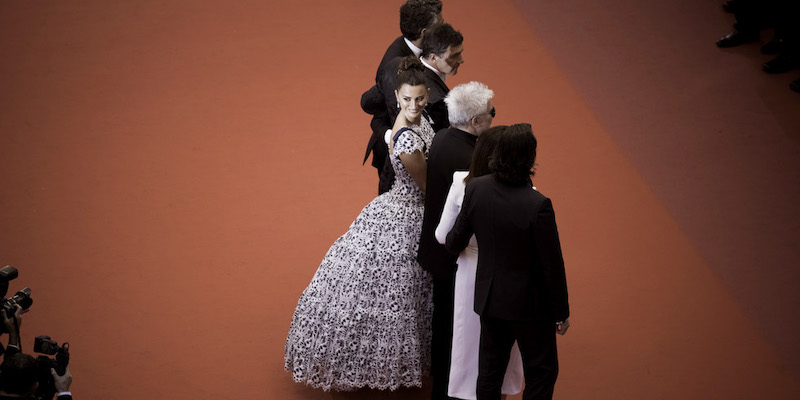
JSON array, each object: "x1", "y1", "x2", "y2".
[
  {"x1": 420, "y1": 58, "x2": 446, "y2": 83},
  {"x1": 403, "y1": 37, "x2": 423, "y2": 57}
]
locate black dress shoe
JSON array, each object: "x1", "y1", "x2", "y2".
[
  {"x1": 762, "y1": 55, "x2": 800, "y2": 74},
  {"x1": 760, "y1": 38, "x2": 785, "y2": 55},
  {"x1": 716, "y1": 30, "x2": 759, "y2": 48},
  {"x1": 790, "y1": 77, "x2": 800, "y2": 93}
]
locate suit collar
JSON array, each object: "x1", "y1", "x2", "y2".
[
  {"x1": 448, "y1": 127, "x2": 478, "y2": 145},
  {"x1": 421, "y1": 58, "x2": 447, "y2": 84},
  {"x1": 423, "y1": 68, "x2": 448, "y2": 93},
  {"x1": 402, "y1": 37, "x2": 423, "y2": 57}
]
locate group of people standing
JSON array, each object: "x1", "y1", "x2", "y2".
[
  {"x1": 715, "y1": 0, "x2": 800, "y2": 92},
  {"x1": 284, "y1": 2, "x2": 570, "y2": 400}
]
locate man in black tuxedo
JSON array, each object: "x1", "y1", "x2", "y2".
[
  {"x1": 445, "y1": 124, "x2": 570, "y2": 400},
  {"x1": 361, "y1": 0, "x2": 442, "y2": 191},
  {"x1": 417, "y1": 81, "x2": 495, "y2": 400},
  {"x1": 417, "y1": 23, "x2": 464, "y2": 130}
]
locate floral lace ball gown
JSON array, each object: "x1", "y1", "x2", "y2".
[{"x1": 285, "y1": 117, "x2": 436, "y2": 391}]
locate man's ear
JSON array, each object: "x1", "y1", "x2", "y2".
[{"x1": 470, "y1": 115, "x2": 481, "y2": 129}]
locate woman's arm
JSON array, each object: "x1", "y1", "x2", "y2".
[
  {"x1": 388, "y1": 113, "x2": 409, "y2": 155},
  {"x1": 445, "y1": 187, "x2": 473, "y2": 255},
  {"x1": 399, "y1": 151, "x2": 427, "y2": 192},
  {"x1": 534, "y1": 198, "x2": 569, "y2": 323},
  {"x1": 391, "y1": 114, "x2": 428, "y2": 192},
  {"x1": 435, "y1": 180, "x2": 463, "y2": 244}
]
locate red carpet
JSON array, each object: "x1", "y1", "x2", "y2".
[{"x1": 1, "y1": 1, "x2": 798, "y2": 398}]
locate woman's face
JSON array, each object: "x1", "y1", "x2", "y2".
[{"x1": 395, "y1": 84, "x2": 429, "y2": 121}]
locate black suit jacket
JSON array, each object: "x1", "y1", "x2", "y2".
[
  {"x1": 361, "y1": 36, "x2": 414, "y2": 166},
  {"x1": 376, "y1": 36, "x2": 413, "y2": 82},
  {"x1": 422, "y1": 67, "x2": 450, "y2": 131},
  {"x1": 446, "y1": 175, "x2": 570, "y2": 322},
  {"x1": 417, "y1": 127, "x2": 477, "y2": 279}
]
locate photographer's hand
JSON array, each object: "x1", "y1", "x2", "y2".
[
  {"x1": 52, "y1": 366, "x2": 73, "y2": 393},
  {"x1": 1, "y1": 305, "x2": 22, "y2": 347}
]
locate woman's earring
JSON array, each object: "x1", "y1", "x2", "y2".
[{"x1": 396, "y1": 102, "x2": 400, "y2": 110}]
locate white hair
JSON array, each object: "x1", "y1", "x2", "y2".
[{"x1": 444, "y1": 81, "x2": 494, "y2": 127}]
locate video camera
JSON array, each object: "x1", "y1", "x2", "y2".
[
  {"x1": 34, "y1": 336, "x2": 70, "y2": 400},
  {"x1": 0, "y1": 266, "x2": 33, "y2": 332}
]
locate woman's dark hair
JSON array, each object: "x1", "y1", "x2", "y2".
[
  {"x1": 395, "y1": 55, "x2": 428, "y2": 90},
  {"x1": 489, "y1": 123, "x2": 537, "y2": 185},
  {"x1": 465, "y1": 125, "x2": 507, "y2": 183}
]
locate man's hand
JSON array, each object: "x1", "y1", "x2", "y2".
[
  {"x1": 556, "y1": 319, "x2": 570, "y2": 336},
  {"x1": 1, "y1": 304, "x2": 22, "y2": 335},
  {"x1": 51, "y1": 366, "x2": 73, "y2": 393}
]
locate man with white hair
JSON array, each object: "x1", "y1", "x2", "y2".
[{"x1": 417, "y1": 81, "x2": 495, "y2": 400}]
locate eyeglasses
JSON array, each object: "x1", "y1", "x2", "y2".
[
  {"x1": 476, "y1": 107, "x2": 496, "y2": 119},
  {"x1": 473, "y1": 107, "x2": 496, "y2": 121}
]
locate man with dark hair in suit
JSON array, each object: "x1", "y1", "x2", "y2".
[
  {"x1": 417, "y1": 23, "x2": 464, "y2": 130},
  {"x1": 362, "y1": 0, "x2": 443, "y2": 193},
  {"x1": 378, "y1": 0, "x2": 443, "y2": 82},
  {"x1": 445, "y1": 124, "x2": 570, "y2": 400},
  {"x1": 418, "y1": 81, "x2": 494, "y2": 400}
]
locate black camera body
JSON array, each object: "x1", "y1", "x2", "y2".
[
  {"x1": 0, "y1": 266, "x2": 33, "y2": 333},
  {"x1": 34, "y1": 336, "x2": 70, "y2": 400},
  {"x1": 34, "y1": 335, "x2": 61, "y2": 356}
]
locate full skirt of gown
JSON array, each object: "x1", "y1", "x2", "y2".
[{"x1": 284, "y1": 120, "x2": 436, "y2": 391}]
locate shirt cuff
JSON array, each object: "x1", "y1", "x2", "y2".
[{"x1": 384, "y1": 129, "x2": 392, "y2": 145}]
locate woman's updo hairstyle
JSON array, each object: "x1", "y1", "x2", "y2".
[
  {"x1": 489, "y1": 123, "x2": 537, "y2": 185},
  {"x1": 395, "y1": 56, "x2": 428, "y2": 90}
]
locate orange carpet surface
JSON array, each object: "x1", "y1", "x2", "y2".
[{"x1": 1, "y1": 0, "x2": 798, "y2": 399}]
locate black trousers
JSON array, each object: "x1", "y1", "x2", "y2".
[
  {"x1": 732, "y1": 0, "x2": 779, "y2": 33},
  {"x1": 430, "y1": 274, "x2": 457, "y2": 400},
  {"x1": 477, "y1": 316, "x2": 559, "y2": 400}
]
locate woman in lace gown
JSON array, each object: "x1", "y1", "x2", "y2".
[
  {"x1": 285, "y1": 56, "x2": 435, "y2": 392},
  {"x1": 435, "y1": 126, "x2": 524, "y2": 400}
]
